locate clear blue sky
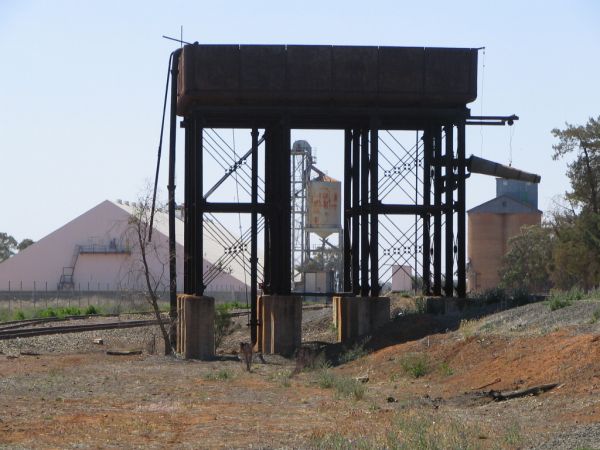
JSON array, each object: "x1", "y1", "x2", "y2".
[{"x1": 1, "y1": 0, "x2": 599, "y2": 241}]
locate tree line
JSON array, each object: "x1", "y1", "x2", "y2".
[
  {"x1": 0, "y1": 233, "x2": 34, "y2": 262},
  {"x1": 500, "y1": 116, "x2": 600, "y2": 293}
]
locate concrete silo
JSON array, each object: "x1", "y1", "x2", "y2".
[{"x1": 467, "y1": 179, "x2": 542, "y2": 292}]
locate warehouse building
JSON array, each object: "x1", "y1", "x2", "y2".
[{"x1": 0, "y1": 200, "x2": 248, "y2": 299}]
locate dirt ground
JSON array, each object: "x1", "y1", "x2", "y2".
[{"x1": 1, "y1": 298, "x2": 599, "y2": 449}]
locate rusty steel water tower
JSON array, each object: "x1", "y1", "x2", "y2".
[{"x1": 156, "y1": 43, "x2": 540, "y2": 358}]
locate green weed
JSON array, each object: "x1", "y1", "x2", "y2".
[
  {"x1": 214, "y1": 304, "x2": 234, "y2": 348},
  {"x1": 438, "y1": 362, "x2": 453, "y2": 376},
  {"x1": 316, "y1": 370, "x2": 365, "y2": 400},
  {"x1": 399, "y1": 353, "x2": 429, "y2": 378},
  {"x1": 203, "y1": 368, "x2": 234, "y2": 381},
  {"x1": 503, "y1": 422, "x2": 523, "y2": 447}
]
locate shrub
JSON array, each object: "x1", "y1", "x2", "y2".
[
  {"x1": 214, "y1": 304, "x2": 234, "y2": 348},
  {"x1": 399, "y1": 353, "x2": 429, "y2": 378},
  {"x1": 590, "y1": 308, "x2": 600, "y2": 324},
  {"x1": 511, "y1": 287, "x2": 531, "y2": 306},
  {"x1": 84, "y1": 305, "x2": 99, "y2": 315},
  {"x1": 339, "y1": 340, "x2": 368, "y2": 364},
  {"x1": 36, "y1": 306, "x2": 82, "y2": 319},
  {"x1": 414, "y1": 296, "x2": 427, "y2": 314},
  {"x1": 14, "y1": 310, "x2": 26, "y2": 320},
  {"x1": 477, "y1": 287, "x2": 507, "y2": 305},
  {"x1": 546, "y1": 289, "x2": 582, "y2": 311}
]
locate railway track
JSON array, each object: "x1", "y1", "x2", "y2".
[
  {"x1": 0, "y1": 304, "x2": 330, "y2": 341},
  {"x1": 0, "y1": 319, "x2": 165, "y2": 340},
  {"x1": 0, "y1": 319, "x2": 164, "y2": 340}
]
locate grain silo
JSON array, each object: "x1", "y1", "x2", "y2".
[{"x1": 467, "y1": 179, "x2": 542, "y2": 292}]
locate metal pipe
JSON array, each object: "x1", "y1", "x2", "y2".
[
  {"x1": 468, "y1": 155, "x2": 541, "y2": 183},
  {"x1": 457, "y1": 123, "x2": 467, "y2": 297}
]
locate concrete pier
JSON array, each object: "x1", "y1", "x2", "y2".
[
  {"x1": 256, "y1": 295, "x2": 302, "y2": 356},
  {"x1": 333, "y1": 296, "x2": 390, "y2": 343},
  {"x1": 176, "y1": 294, "x2": 215, "y2": 360}
]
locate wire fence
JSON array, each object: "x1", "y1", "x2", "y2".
[{"x1": 0, "y1": 289, "x2": 249, "y2": 319}]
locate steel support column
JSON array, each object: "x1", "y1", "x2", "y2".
[
  {"x1": 343, "y1": 129, "x2": 352, "y2": 293},
  {"x1": 360, "y1": 129, "x2": 370, "y2": 297},
  {"x1": 250, "y1": 128, "x2": 259, "y2": 344},
  {"x1": 263, "y1": 128, "x2": 272, "y2": 294},
  {"x1": 422, "y1": 127, "x2": 432, "y2": 295},
  {"x1": 351, "y1": 129, "x2": 360, "y2": 295},
  {"x1": 433, "y1": 125, "x2": 443, "y2": 296},
  {"x1": 369, "y1": 125, "x2": 379, "y2": 297},
  {"x1": 194, "y1": 117, "x2": 205, "y2": 295},
  {"x1": 183, "y1": 117, "x2": 193, "y2": 294},
  {"x1": 444, "y1": 125, "x2": 454, "y2": 297},
  {"x1": 263, "y1": 123, "x2": 291, "y2": 295}
]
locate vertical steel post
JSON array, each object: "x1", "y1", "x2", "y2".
[
  {"x1": 343, "y1": 129, "x2": 352, "y2": 293},
  {"x1": 422, "y1": 127, "x2": 432, "y2": 295},
  {"x1": 351, "y1": 129, "x2": 360, "y2": 295},
  {"x1": 433, "y1": 125, "x2": 442, "y2": 296},
  {"x1": 183, "y1": 117, "x2": 193, "y2": 294},
  {"x1": 444, "y1": 125, "x2": 454, "y2": 297},
  {"x1": 456, "y1": 122, "x2": 466, "y2": 297},
  {"x1": 263, "y1": 123, "x2": 291, "y2": 295},
  {"x1": 282, "y1": 124, "x2": 292, "y2": 294},
  {"x1": 250, "y1": 128, "x2": 259, "y2": 344},
  {"x1": 360, "y1": 128, "x2": 370, "y2": 297},
  {"x1": 414, "y1": 130, "x2": 419, "y2": 294},
  {"x1": 194, "y1": 117, "x2": 205, "y2": 295},
  {"x1": 263, "y1": 128, "x2": 272, "y2": 294},
  {"x1": 369, "y1": 125, "x2": 379, "y2": 297}
]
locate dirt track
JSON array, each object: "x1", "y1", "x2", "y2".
[{"x1": 1, "y1": 298, "x2": 599, "y2": 449}]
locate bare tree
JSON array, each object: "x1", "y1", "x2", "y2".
[{"x1": 125, "y1": 192, "x2": 175, "y2": 355}]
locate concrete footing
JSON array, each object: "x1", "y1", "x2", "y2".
[
  {"x1": 333, "y1": 296, "x2": 390, "y2": 343},
  {"x1": 176, "y1": 294, "x2": 215, "y2": 360},
  {"x1": 256, "y1": 295, "x2": 302, "y2": 356}
]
